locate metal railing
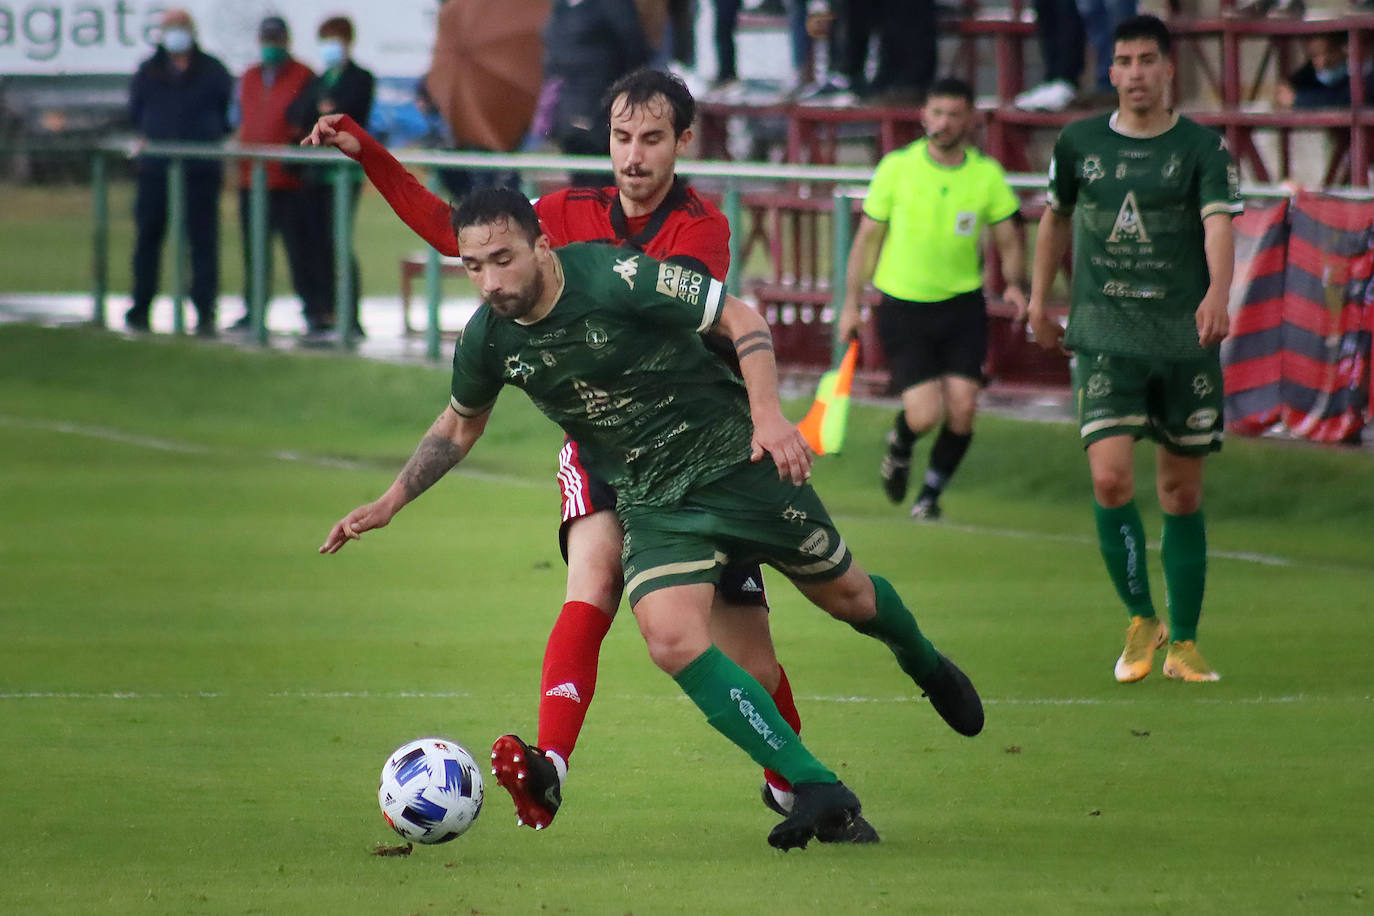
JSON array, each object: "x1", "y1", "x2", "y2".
[{"x1": 92, "y1": 139, "x2": 1371, "y2": 362}]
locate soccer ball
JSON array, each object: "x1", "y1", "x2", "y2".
[{"x1": 378, "y1": 737, "x2": 484, "y2": 844}]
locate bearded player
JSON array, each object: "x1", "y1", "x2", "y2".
[{"x1": 305, "y1": 68, "x2": 881, "y2": 841}]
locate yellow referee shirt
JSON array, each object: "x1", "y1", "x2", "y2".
[{"x1": 863, "y1": 138, "x2": 1020, "y2": 303}]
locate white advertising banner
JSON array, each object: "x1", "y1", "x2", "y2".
[{"x1": 0, "y1": 1, "x2": 440, "y2": 76}]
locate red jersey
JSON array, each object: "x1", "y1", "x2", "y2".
[{"x1": 332, "y1": 114, "x2": 731, "y2": 281}]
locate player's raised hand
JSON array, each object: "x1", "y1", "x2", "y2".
[
  {"x1": 1195, "y1": 291, "x2": 1231, "y2": 347},
  {"x1": 302, "y1": 113, "x2": 360, "y2": 156},
  {"x1": 752, "y1": 411, "x2": 815, "y2": 485},
  {"x1": 319, "y1": 499, "x2": 396, "y2": 554}
]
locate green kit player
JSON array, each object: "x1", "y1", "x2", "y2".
[
  {"x1": 320, "y1": 188, "x2": 984, "y2": 850},
  {"x1": 1027, "y1": 14, "x2": 1240, "y2": 684}
]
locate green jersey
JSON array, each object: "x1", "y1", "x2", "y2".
[
  {"x1": 1047, "y1": 112, "x2": 1242, "y2": 360},
  {"x1": 449, "y1": 243, "x2": 754, "y2": 508}
]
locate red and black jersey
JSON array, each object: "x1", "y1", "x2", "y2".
[{"x1": 336, "y1": 114, "x2": 730, "y2": 281}]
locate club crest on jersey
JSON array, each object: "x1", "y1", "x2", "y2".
[
  {"x1": 613, "y1": 256, "x2": 640, "y2": 289},
  {"x1": 585, "y1": 324, "x2": 609, "y2": 349},
  {"x1": 782, "y1": 506, "x2": 808, "y2": 524},
  {"x1": 504, "y1": 354, "x2": 535, "y2": 383},
  {"x1": 1191, "y1": 373, "x2": 1215, "y2": 397},
  {"x1": 1081, "y1": 155, "x2": 1105, "y2": 183},
  {"x1": 656, "y1": 262, "x2": 706, "y2": 306}
]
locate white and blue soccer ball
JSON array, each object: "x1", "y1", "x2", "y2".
[{"x1": 378, "y1": 737, "x2": 484, "y2": 844}]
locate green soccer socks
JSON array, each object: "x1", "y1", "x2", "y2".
[
  {"x1": 1094, "y1": 500, "x2": 1156, "y2": 617},
  {"x1": 848, "y1": 574, "x2": 942, "y2": 682},
  {"x1": 673, "y1": 646, "x2": 837, "y2": 786},
  {"x1": 1161, "y1": 509, "x2": 1207, "y2": 643}
]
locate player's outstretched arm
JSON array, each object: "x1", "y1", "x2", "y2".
[
  {"x1": 1028, "y1": 208, "x2": 1072, "y2": 351},
  {"x1": 319, "y1": 405, "x2": 492, "y2": 554},
  {"x1": 301, "y1": 113, "x2": 460, "y2": 257},
  {"x1": 716, "y1": 296, "x2": 814, "y2": 485}
]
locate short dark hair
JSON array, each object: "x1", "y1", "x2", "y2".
[
  {"x1": 927, "y1": 76, "x2": 974, "y2": 107},
  {"x1": 601, "y1": 68, "x2": 696, "y2": 137},
  {"x1": 1113, "y1": 14, "x2": 1172, "y2": 57},
  {"x1": 318, "y1": 16, "x2": 354, "y2": 43},
  {"x1": 451, "y1": 187, "x2": 542, "y2": 245}
]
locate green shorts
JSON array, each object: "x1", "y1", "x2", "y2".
[
  {"x1": 618, "y1": 459, "x2": 852, "y2": 606},
  {"x1": 1072, "y1": 350, "x2": 1224, "y2": 456}
]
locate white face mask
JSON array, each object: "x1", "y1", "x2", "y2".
[
  {"x1": 163, "y1": 28, "x2": 193, "y2": 54},
  {"x1": 319, "y1": 39, "x2": 346, "y2": 69}
]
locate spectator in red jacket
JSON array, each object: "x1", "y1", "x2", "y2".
[{"x1": 232, "y1": 15, "x2": 332, "y2": 334}]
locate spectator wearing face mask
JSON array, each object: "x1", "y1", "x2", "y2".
[
  {"x1": 232, "y1": 15, "x2": 329, "y2": 334},
  {"x1": 288, "y1": 16, "x2": 376, "y2": 337},
  {"x1": 126, "y1": 7, "x2": 233, "y2": 334},
  {"x1": 1275, "y1": 32, "x2": 1374, "y2": 109}
]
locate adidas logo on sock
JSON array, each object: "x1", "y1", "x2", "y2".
[
  {"x1": 742, "y1": 577, "x2": 762, "y2": 593},
  {"x1": 544, "y1": 682, "x2": 582, "y2": 703}
]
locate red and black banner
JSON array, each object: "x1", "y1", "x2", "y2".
[{"x1": 1224, "y1": 192, "x2": 1373, "y2": 443}]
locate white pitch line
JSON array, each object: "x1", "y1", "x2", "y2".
[{"x1": 1, "y1": 691, "x2": 1368, "y2": 706}]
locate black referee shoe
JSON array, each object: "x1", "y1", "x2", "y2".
[{"x1": 880, "y1": 431, "x2": 912, "y2": 504}]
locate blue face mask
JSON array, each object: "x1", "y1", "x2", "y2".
[
  {"x1": 1315, "y1": 62, "x2": 1349, "y2": 86},
  {"x1": 162, "y1": 28, "x2": 193, "y2": 54},
  {"x1": 319, "y1": 40, "x2": 346, "y2": 70}
]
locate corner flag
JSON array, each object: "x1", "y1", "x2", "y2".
[{"x1": 797, "y1": 340, "x2": 859, "y2": 456}]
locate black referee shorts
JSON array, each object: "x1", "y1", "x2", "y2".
[{"x1": 875, "y1": 289, "x2": 987, "y2": 392}]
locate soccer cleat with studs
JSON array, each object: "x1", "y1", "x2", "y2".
[
  {"x1": 490, "y1": 734, "x2": 562, "y2": 830},
  {"x1": 767, "y1": 780, "x2": 863, "y2": 851},
  {"x1": 1162, "y1": 640, "x2": 1221, "y2": 682},
  {"x1": 915, "y1": 652, "x2": 984, "y2": 737},
  {"x1": 760, "y1": 783, "x2": 879, "y2": 844},
  {"x1": 1114, "y1": 615, "x2": 1169, "y2": 683}
]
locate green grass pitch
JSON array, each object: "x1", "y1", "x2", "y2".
[{"x1": 0, "y1": 324, "x2": 1370, "y2": 914}]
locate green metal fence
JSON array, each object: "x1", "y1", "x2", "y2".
[{"x1": 93, "y1": 139, "x2": 1333, "y2": 363}]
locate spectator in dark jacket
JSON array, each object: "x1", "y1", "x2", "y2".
[
  {"x1": 288, "y1": 15, "x2": 376, "y2": 337},
  {"x1": 126, "y1": 7, "x2": 233, "y2": 334},
  {"x1": 542, "y1": 0, "x2": 652, "y2": 185},
  {"x1": 232, "y1": 15, "x2": 328, "y2": 333},
  {"x1": 1276, "y1": 32, "x2": 1374, "y2": 109}
]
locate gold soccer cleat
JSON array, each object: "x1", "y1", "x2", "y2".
[
  {"x1": 1163, "y1": 640, "x2": 1221, "y2": 682},
  {"x1": 1114, "y1": 615, "x2": 1169, "y2": 683}
]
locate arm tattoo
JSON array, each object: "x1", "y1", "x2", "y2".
[
  {"x1": 734, "y1": 330, "x2": 774, "y2": 361},
  {"x1": 400, "y1": 434, "x2": 465, "y2": 500}
]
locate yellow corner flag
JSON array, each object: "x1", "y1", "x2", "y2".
[{"x1": 797, "y1": 340, "x2": 859, "y2": 456}]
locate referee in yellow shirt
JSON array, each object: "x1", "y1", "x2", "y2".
[{"x1": 838, "y1": 77, "x2": 1027, "y2": 520}]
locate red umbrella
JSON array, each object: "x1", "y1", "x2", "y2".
[{"x1": 425, "y1": 0, "x2": 552, "y2": 153}]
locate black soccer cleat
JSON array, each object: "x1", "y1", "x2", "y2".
[
  {"x1": 761, "y1": 783, "x2": 879, "y2": 844},
  {"x1": 767, "y1": 780, "x2": 862, "y2": 851},
  {"x1": 880, "y1": 431, "x2": 912, "y2": 504},
  {"x1": 916, "y1": 653, "x2": 984, "y2": 737},
  {"x1": 491, "y1": 734, "x2": 562, "y2": 830},
  {"x1": 909, "y1": 491, "x2": 942, "y2": 521}
]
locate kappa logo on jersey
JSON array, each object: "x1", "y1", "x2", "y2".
[
  {"x1": 1107, "y1": 191, "x2": 1150, "y2": 243},
  {"x1": 655, "y1": 262, "x2": 706, "y2": 306},
  {"x1": 504, "y1": 355, "x2": 535, "y2": 382},
  {"x1": 612, "y1": 256, "x2": 640, "y2": 289},
  {"x1": 544, "y1": 682, "x2": 582, "y2": 703}
]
